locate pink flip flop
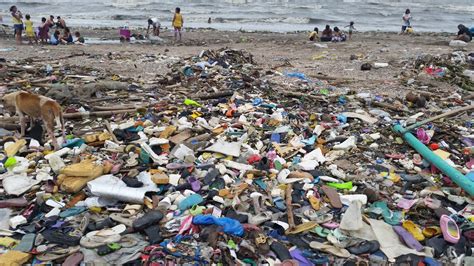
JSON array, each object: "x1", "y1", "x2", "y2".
[
  {"x1": 440, "y1": 215, "x2": 460, "y2": 244},
  {"x1": 416, "y1": 128, "x2": 431, "y2": 144}
]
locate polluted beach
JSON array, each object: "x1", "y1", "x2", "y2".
[{"x1": 0, "y1": 0, "x2": 474, "y2": 265}]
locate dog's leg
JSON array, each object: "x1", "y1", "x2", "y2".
[
  {"x1": 45, "y1": 122, "x2": 59, "y2": 150},
  {"x1": 18, "y1": 112, "x2": 26, "y2": 137},
  {"x1": 27, "y1": 117, "x2": 34, "y2": 131}
]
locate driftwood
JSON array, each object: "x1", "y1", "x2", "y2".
[
  {"x1": 371, "y1": 101, "x2": 409, "y2": 113},
  {"x1": 63, "y1": 109, "x2": 138, "y2": 119},
  {"x1": 400, "y1": 105, "x2": 474, "y2": 134},
  {"x1": 93, "y1": 104, "x2": 146, "y2": 111},
  {"x1": 0, "y1": 123, "x2": 20, "y2": 130},
  {"x1": 285, "y1": 183, "x2": 295, "y2": 230},
  {"x1": 278, "y1": 90, "x2": 327, "y2": 102},
  {"x1": 104, "y1": 120, "x2": 120, "y2": 143}
]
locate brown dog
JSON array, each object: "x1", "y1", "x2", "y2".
[{"x1": 2, "y1": 91, "x2": 65, "y2": 150}]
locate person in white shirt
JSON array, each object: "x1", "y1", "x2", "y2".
[
  {"x1": 401, "y1": 9, "x2": 412, "y2": 34},
  {"x1": 147, "y1": 17, "x2": 160, "y2": 36}
]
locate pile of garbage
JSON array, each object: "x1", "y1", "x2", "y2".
[
  {"x1": 412, "y1": 51, "x2": 474, "y2": 92},
  {"x1": 0, "y1": 48, "x2": 473, "y2": 265}
]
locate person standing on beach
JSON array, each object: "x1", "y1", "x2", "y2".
[
  {"x1": 10, "y1": 6, "x2": 23, "y2": 45},
  {"x1": 56, "y1": 16, "x2": 66, "y2": 29},
  {"x1": 401, "y1": 9, "x2": 411, "y2": 34},
  {"x1": 172, "y1": 7, "x2": 183, "y2": 41},
  {"x1": 24, "y1": 14, "x2": 37, "y2": 44},
  {"x1": 39, "y1": 17, "x2": 50, "y2": 44},
  {"x1": 345, "y1": 21, "x2": 356, "y2": 39}
]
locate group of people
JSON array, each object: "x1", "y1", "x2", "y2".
[
  {"x1": 9, "y1": 5, "x2": 84, "y2": 45},
  {"x1": 146, "y1": 7, "x2": 184, "y2": 41},
  {"x1": 309, "y1": 22, "x2": 355, "y2": 43}
]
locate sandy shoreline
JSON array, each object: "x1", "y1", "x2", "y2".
[{"x1": 1, "y1": 27, "x2": 472, "y2": 97}]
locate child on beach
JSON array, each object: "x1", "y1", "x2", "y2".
[
  {"x1": 74, "y1": 31, "x2": 85, "y2": 44},
  {"x1": 309, "y1": 27, "x2": 319, "y2": 41},
  {"x1": 320, "y1": 25, "x2": 332, "y2": 42},
  {"x1": 24, "y1": 14, "x2": 37, "y2": 44},
  {"x1": 147, "y1": 18, "x2": 161, "y2": 37},
  {"x1": 10, "y1": 6, "x2": 23, "y2": 45},
  {"x1": 345, "y1": 21, "x2": 356, "y2": 39},
  {"x1": 39, "y1": 17, "x2": 50, "y2": 44},
  {"x1": 401, "y1": 9, "x2": 411, "y2": 34},
  {"x1": 172, "y1": 7, "x2": 183, "y2": 41},
  {"x1": 60, "y1": 27, "x2": 73, "y2": 44},
  {"x1": 48, "y1": 15, "x2": 55, "y2": 28}
]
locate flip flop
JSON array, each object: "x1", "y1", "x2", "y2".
[
  {"x1": 369, "y1": 201, "x2": 402, "y2": 225},
  {"x1": 248, "y1": 211, "x2": 272, "y2": 225},
  {"x1": 273, "y1": 197, "x2": 287, "y2": 211},
  {"x1": 80, "y1": 224, "x2": 125, "y2": 248},
  {"x1": 393, "y1": 226, "x2": 424, "y2": 251},
  {"x1": 13, "y1": 233, "x2": 36, "y2": 252},
  {"x1": 326, "y1": 182, "x2": 353, "y2": 190},
  {"x1": 62, "y1": 252, "x2": 84, "y2": 266},
  {"x1": 424, "y1": 197, "x2": 442, "y2": 209},
  {"x1": 309, "y1": 241, "x2": 351, "y2": 258},
  {"x1": 422, "y1": 226, "x2": 442, "y2": 238},
  {"x1": 402, "y1": 220, "x2": 425, "y2": 241},
  {"x1": 132, "y1": 210, "x2": 164, "y2": 231},
  {"x1": 308, "y1": 195, "x2": 321, "y2": 210},
  {"x1": 440, "y1": 215, "x2": 460, "y2": 244},
  {"x1": 110, "y1": 213, "x2": 134, "y2": 227},
  {"x1": 285, "y1": 221, "x2": 317, "y2": 235},
  {"x1": 314, "y1": 226, "x2": 331, "y2": 238},
  {"x1": 41, "y1": 230, "x2": 81, "y2": 247},
  {"x1": 36, "y1": 246, "x2": 81, "y2": 262},
  {"x1": 321, "y1": 185, "x2": 342, "y2": 209},
  {"x1": 347, "y1": 240, "x2": 380, "y2": 255},
  {"x1": 270, "y1": 241, "x2": 292, "y2": 261}
]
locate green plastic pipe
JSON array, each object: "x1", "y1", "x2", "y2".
[{"x1": 393, "y1": 124, "x2": 474, "y2": 196}]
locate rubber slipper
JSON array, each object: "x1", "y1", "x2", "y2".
[
  {"x1": 270, "y1": 241, "x2": 292, "y2": 261},
  {"x1": 109, "y1": 213, "x2": 134, "y2": 227},
  {"x1": 308, "y1": 195, "x2": 321, "y2": 210},
  {"x1": 314, "y1": 226, "x2": 331, "y2": 238},
  {"x1": 144, "y1": 225, "x2": 163, "y2": 244},
  {"x1": 319, "y1": 218, "x2": 339, "y2": 229},
  {"x1": 62, "y1": 252, "x2": 84, "y2": 266},
  {"x1": 426, "y1": 236, "x2": 447, "y2": 258},
  {"x1": 347, "y1": 240, "x2": 380, "y2": 255},
  {"x1": 393, "y1": 226, "x2": 423, "y2": 252},
  {"x1": 422, "y1": 226, "x2": 442, "y2": 238},
  {"x1": 249, "y1": 230, "x2": 270, "y2": 255},
  {"x1": 309, "y1": 241, "x2": 351, "y2": 258},
  {"x1": 178, "y1": 194, "x2": 204, "y2": 211},
  {"x1": 413, "y1": 154, "x2": 423, "y2": 165},
  {"x1": 59, "y1": 206, "x2": 87, "y2": 218},
  {"x1": 132, "y1": 210, "x2": 164, "y2": 231},
  {"x1": 440, "y1": 214, "x2": 460, "y2": 244},
  {"x1": 97, "y1": 242, "x2": 122, "y2": 256},
  {"x1": 41, "y1": 230, "x2": 81, "y2": 246},
  {"x1": 424, "y1": 197, "x2": 442, "y2": 209},
  {"x1": 187, "y1": 176, "x2": 201, "y2": 192},
  {"x1": 250, "y1": 192, "x2": 264, "y2": 214},
  {"x1": 13, "y1": 233, "x2": 36, "y2": 252},
  {"x1": 326, "y1": 181, "x2": 353, "y2": 190},
  {"x1": 321, "y1": 185, "x2": 342, "y2": 209},
  {"x1": 36, "y1": 246, "x2": 81, "y2": 262},
  {"x1": 273, "y1": 197, "x2": 287, "y2": 211},
  {"x1": 303, "y1": 209, "x2": 319, "y2": 221},
  {"x1": 248, "y1": 211, "x2": 272, "y2": 225},
  {"x1": 69, "y1": 213, "x2": 90, "y2": 238},
  {"x1": 285, "y1": 221, "x2": 317, "y2": 235},
  {"x1": 80, "y1": 224, "x2": 126, "y2": 248},
  {"x1": 369, "y1": 201, "x2": 402, "y2": 225},
  {"x1": 402, "y1": 220, "x2": 425, "y2": 241},
  {"x1": 87, "y1": 217, "x2": 115, "y2": 232}
]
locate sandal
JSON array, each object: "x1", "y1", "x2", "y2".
[
  {"x1": 402, "y1": 220, "x2": 425, "y2": 241},
  {"x1": 321, "y1": 185, "x2": 342, "y2": 208}
]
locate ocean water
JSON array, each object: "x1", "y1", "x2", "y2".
[{"x1": 0, "y1": 0, "x2": 472, "y2": 33}]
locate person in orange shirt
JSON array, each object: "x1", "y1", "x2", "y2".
[{"x1": 172, "y1": 7, "x2": 183, "y2": 41}]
